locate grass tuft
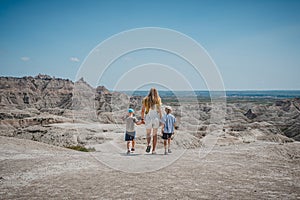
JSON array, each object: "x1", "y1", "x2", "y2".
[{"x1": 66, "y1": 145, "x2": 96, "y2": 152}]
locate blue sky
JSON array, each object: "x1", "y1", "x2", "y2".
[{"x1": 0, "y1": 0, "x2": 300, "y2": 90}]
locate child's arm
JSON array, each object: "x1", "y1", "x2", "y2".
[
  {"x1": 173, "y1": 119, "x2": 177, "y2": 134},
  {"x1": 136, "y1": 120, "x2": 143, "y2": 125},
  {"x1": 134, "y1": 117, "x2": 143, "y2": 125}
]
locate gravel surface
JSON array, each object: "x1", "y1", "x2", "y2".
[{"x1": 0, "y1": 136, "x2": 299, "y2": 199}]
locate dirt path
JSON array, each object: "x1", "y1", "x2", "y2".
[{"x1": 0, "y1": 136, "x2": 299, "y2": 199}]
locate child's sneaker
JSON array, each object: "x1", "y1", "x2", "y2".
[
  {"x1": 168, "y1": 149, "x2": 172, "y2": 153},
  {"x1": 127, "y1": 149, "x2": 130, "y2": 154},
  {"x1": 164, "y1": 150, "x2": 168, "y2": 155},
  {"x1": 131, "y1": 148, "x2": 135, "y2": 152}
]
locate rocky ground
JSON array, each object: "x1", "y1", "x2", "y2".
[{"x1": 0, "y1": 136, "x2": 299, "y2": 199}]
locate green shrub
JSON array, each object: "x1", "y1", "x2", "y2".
[{"x1": 66, "y1": 145, "x2": 95, "y2": 152}]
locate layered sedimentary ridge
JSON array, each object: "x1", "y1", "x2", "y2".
[
  {"x1": 0, "y1": 75, "x2": 134, "y2": 112},
  {"x1": 0, "y1": 75, "x2": 141, "y2": 147},
  {"x1": 0, "y1": 74, "x2": 299, "y2": 149}
]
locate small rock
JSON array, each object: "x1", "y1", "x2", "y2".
[{"x1": 244, "y1": 109, "x2": 257, "y2": 119}]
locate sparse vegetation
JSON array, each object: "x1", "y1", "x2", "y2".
[{"x1": 66, "y1": 145, "x2": 95, "y2": 152}]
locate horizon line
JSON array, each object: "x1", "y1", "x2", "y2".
[{"x1": 1, "y1": 74, "x2": 299, "y2": 91}]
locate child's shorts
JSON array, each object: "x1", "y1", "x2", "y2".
[
  {"x1": 125, "y1": 131, "x2": 136, "y2": 141},
  {"x1": 162, "y1": 132, "x2": 173, "y2": 140}
]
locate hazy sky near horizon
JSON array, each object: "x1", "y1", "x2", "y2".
[{"x1": 0, "y1": 0, "x2": 300, "y2": 90}]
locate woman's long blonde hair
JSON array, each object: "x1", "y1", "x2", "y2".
[{"x1": 143, "y1": 88, "x2": 161, "y2": 113}]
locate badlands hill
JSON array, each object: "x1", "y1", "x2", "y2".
[
  {"x1": 0, "y1": 75, "x2": 143, "y2": 147},
  {"x1": 0, "y1": 74, "x2": 299, "y2": 150},
  {"x1": 0, "y1": 74, "x2": 136, "y2": 120}
]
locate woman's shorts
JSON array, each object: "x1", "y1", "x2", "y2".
[
  {"x1": 125, "y1": 131, "x2": 136, "y2": 141},
  {"x1": 162, "y1": 132, "x2": 173, "y2": 140},
  {"x1": 145, "y1": 110, "x2": 160, "y2": 129}
]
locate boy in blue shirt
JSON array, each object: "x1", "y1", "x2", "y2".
[{"x1": 161, "y1": 106, "x2": 176, "y2": 155}]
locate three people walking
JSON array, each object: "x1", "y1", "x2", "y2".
[{"x1": 125, "y1": 87, "x2": 176, "y2": 155}]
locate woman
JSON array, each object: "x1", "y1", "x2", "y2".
[{"x1": 141, "y1": 88, "x2": 162, "y2": 154}]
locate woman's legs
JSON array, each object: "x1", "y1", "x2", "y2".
[
  {"x1": 152, "y1": 128, "x2": 158, "y2": 152},
  {"x1": 146, "y1": 129, "x2": 152, "y2": 146},
  {"x1": 145, "y1": 129, "x2": 152, "y2": 153}
]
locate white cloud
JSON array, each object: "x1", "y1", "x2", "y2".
[
  {"x1": 70, "y1": 57, "x2": 80, "y2": 62},
  {"x1": 21, "y1": 56, "x2": 30, "y2": 61}
]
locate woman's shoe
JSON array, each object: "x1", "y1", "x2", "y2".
[{"x1": 146, "y1": 145, "x2": 151, "y2": 153}]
